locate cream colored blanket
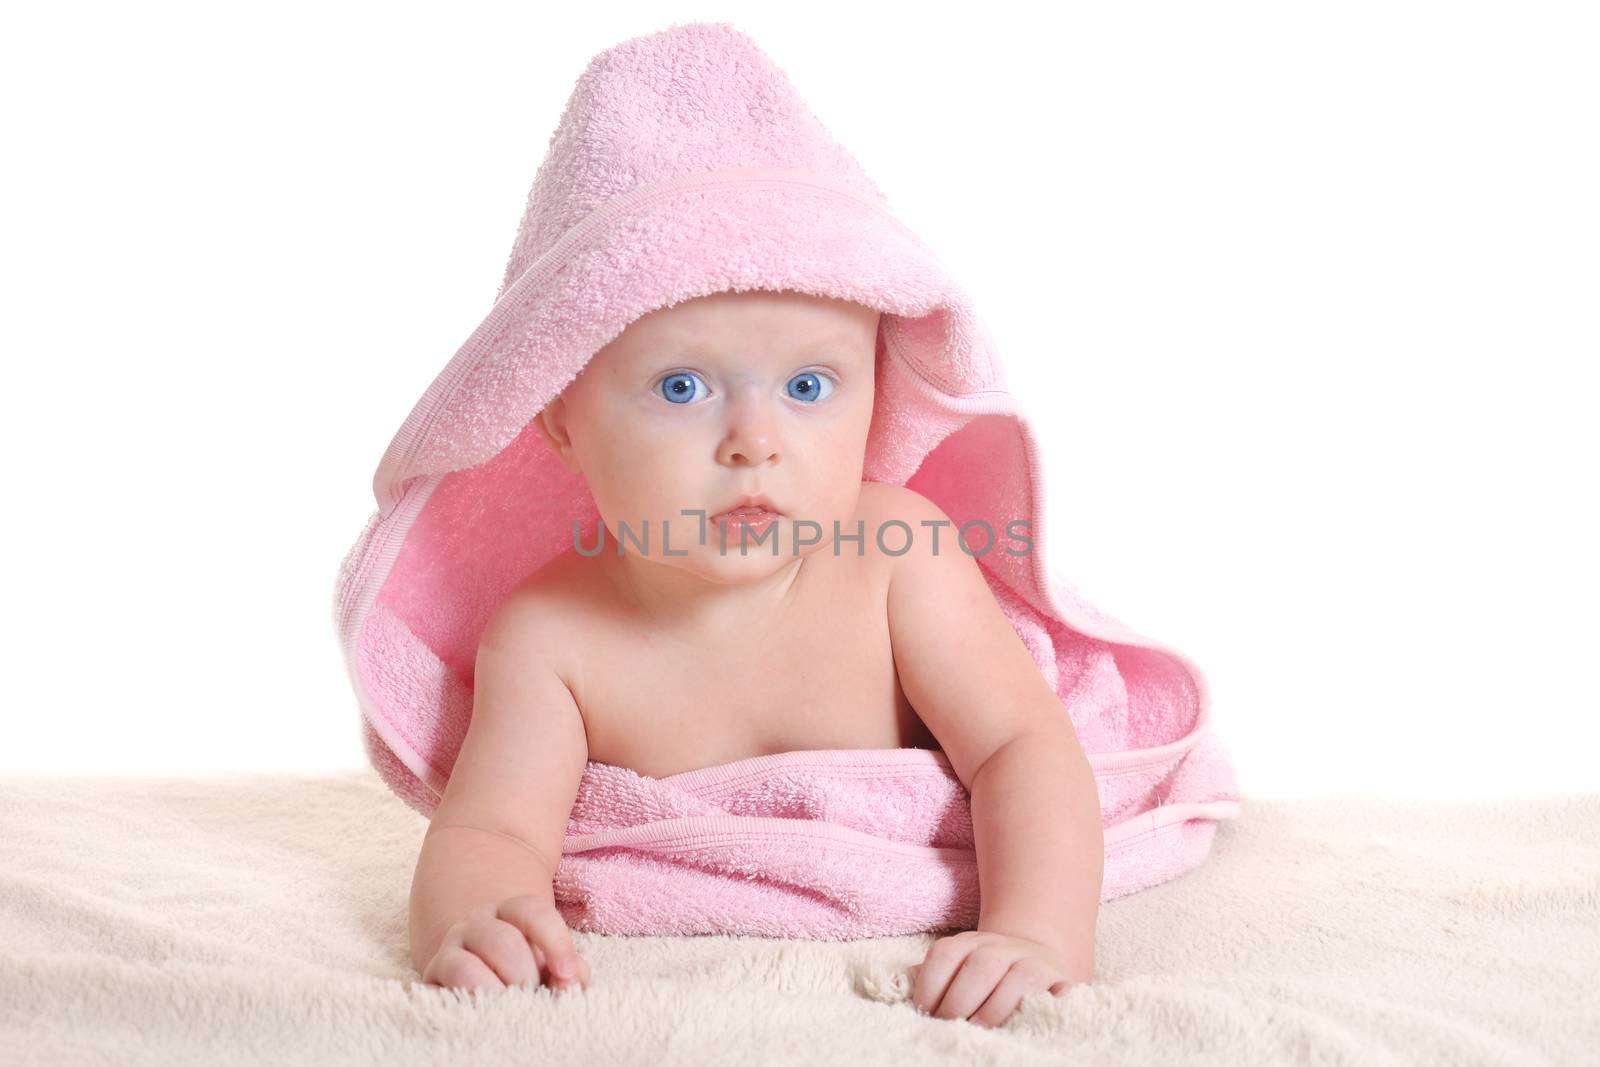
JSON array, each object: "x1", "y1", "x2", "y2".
[{"x1": 1, "y1": 771, "x2": 1594, "y2": 1065}]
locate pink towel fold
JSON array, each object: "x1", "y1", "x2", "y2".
[
  {"x1": 331, "y1": 20, "x2": 1243, "y2": 938},
  {"x1": 555, "y1": 747, "x2": 1239, "y2": 938}
]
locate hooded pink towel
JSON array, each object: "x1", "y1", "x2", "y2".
[{"x1": 331, "y1": 20, "x2": 1242, "y2": 938}]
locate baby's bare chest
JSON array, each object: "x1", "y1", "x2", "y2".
[{"x1": 568, "y1": 554, "x2": 937, "y2": 779}]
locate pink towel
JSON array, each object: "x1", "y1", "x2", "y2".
[
  {"x1": 557, "y1": 748, "x2": 1240, "y2": 938},
  {"x1": 331, "y1": 20, "x2": 1242, "y2": 937}
]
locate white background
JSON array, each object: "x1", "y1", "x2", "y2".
[{"x1": 2, "y1": 2, "x2": 1594, "y2": 798}]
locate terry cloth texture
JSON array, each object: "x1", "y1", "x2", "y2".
[{"x1": 555, "y1": 748, "x2": 1238, "y2": 938}]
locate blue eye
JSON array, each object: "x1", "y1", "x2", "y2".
[
  {"x1": 659, "y1": 371, "x2": 708, "y2": 404},
  {"x1": 787, "y1": 372, "x2": 834, "y2": 403}
]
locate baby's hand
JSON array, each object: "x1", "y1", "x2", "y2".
[
  {"x1": 908, "y1": 929, "x2": 1086, "y2": 1029},
  {"x1": 421, "y1": 894, "x2": 591, "y2": 994}
]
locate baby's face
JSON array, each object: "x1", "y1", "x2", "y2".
[{"x1": 537, "y1": 288, "x2": 881, "y2": 582}]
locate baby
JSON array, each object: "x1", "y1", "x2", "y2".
[{"x1": 407, "y1": 287, "x2": 1105, "y2": 1029}]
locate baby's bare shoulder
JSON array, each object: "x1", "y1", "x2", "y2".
[
  {"x1": 854, "y1": 480, "x2": 945, "y2": 553},
  {"x1": 480, "y1": 550, "x2": 607, "y2": 662},
  {"x1": 856, "y1": 479, "x2": 932, "y2": 520}
]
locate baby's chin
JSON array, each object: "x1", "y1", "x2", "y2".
[{"x1": 654, "y1": 539, "x2": 821, "y2": 583}]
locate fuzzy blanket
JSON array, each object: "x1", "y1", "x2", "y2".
[{"x1": 1, "y1": 771, "x2": 1594, "y2": 1066}]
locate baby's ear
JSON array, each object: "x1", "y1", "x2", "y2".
[{"x1": 535, "y1": 396, "x2": 581, "y2": 476}]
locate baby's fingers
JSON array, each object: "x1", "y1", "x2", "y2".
[
  {"x1": 458, "y1": 916, "x2": 540, "y2": 988},
  {"x1": 422, "y1": 944, "x2": 506, "y2": 992},
  {"x1": 969, "y1": 962, "x2": 1041, "y2": 1030},
  {"x1": 543, "y1": 948, "x2": 591, "y2": 990},
  {"x1": 499, "y1": 895, "x2": 585, "y2": 988}
]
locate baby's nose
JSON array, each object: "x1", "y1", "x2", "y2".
[{"x1": 717, "y1": 390, "x2": 779, "y2": 466}]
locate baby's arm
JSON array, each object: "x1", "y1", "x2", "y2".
[
  {"x1": 409, "y1": 594, "x2": 591, "y2": 990},
  {"x1": 882, "y1": 486, "x2": 1101, "y2": 1025}
]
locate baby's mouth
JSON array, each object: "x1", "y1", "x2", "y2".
[
  {"x1": 709, "y1": 506, "x2": 782, "y2": 536},
  {"x1": 709, "y1": 495, "x2": 785, "y2": 522}
]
